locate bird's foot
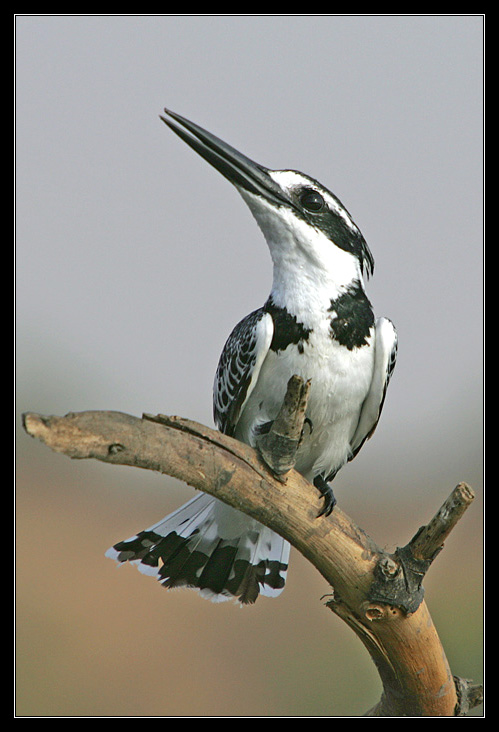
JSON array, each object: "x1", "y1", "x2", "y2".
[
  {"x1": 300, "y1": 417, "x2": 313, "y2": 444},
  {"x1": 313, "y1": 475, "x2": 337, "y2": 517}
]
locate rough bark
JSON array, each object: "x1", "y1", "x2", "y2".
[{"x1": 22, "y1": 380, "x2": 482, "y2": 717}]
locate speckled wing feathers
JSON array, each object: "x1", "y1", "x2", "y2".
[{"x1": 213, "y1": 308, "x2": 274, "y2": 436}]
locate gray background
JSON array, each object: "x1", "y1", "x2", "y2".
[{"x1": 16, "y1": 15, "x2": 483, "y2": 717}]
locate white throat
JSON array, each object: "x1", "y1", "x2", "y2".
[{"x1": 239, "y1": 189, "x2": 363, "y2": 317}]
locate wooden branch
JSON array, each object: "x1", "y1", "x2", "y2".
[
  {"x1": 22, "y1": 393, "x2": 482, "y2": 717},
  {"x1": 255, "y1": 374, "x2": 312, "y2": 476}
]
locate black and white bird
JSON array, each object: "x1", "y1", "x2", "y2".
[{"x1": 106, "y1": 109, "x2": 397, "y2": 605}]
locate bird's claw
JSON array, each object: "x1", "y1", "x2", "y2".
[{"x1": 313, "y1": 475, "x2": 337, "y2": 517}]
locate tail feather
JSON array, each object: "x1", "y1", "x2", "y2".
[
  {"x1": 236, "y1": 525, "x2": 290, "y2": 603},
  {"x1": 106, "y1": 494, "x2": 289, "y2": 605}
]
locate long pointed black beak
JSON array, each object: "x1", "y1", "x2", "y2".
[{"x1": 160, "y1": 108, "x2": 288, "y2": 207}]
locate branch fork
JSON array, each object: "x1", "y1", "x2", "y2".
[
  {"x1": 22, "y1": 376, "x2": 482, "y2": 716},
  {"x1": 255, "y1": 374, "x2": 311, "y2": 478}
]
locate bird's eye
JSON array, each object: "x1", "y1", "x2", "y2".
[{"x1": 300, "y1": 189, "x2": 325, "y2": 212}]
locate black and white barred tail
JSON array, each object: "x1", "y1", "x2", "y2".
[{"x1": 106, "y1": 493, "x2": 290, "y2": 605}]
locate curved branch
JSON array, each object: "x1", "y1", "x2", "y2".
[{"x1": 22, "y1": 404, "x2": 481, "y2": 717}]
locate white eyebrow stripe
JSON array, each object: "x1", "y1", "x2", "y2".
[{"x1": 268, "y1": 169, "x2": 359, "y2": 233}]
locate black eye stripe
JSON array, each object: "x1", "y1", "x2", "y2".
[{"x1": 300, "y1": 189, "x2": 325, "y2": 212}]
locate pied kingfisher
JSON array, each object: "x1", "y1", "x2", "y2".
[{"x1": 106, "y1": 109, "x2": 398, "y2": 605}]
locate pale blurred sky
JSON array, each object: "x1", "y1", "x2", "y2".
[{"x1": 15, "y1": 15, "x2": 484, "y2": 718}]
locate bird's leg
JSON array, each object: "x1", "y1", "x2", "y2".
[
  {"x1": 313, "y1": 475, "x2": 337, "y2": 517},
  {"x1": 301, "y1": 417, "x2": 313, "y2": 443},
  {"x1": 255, "y1": 376, "x2": 334, "y2": 521},
  {"x1": 254, "y1": 420, "x2": 273, "y2": 436}
]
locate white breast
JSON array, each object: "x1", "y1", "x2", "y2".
[{"x1": 234, "y1": 321, "x2": 375, "y2": 482}]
